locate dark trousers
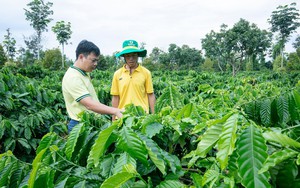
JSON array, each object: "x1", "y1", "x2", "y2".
[{"x1": 67, "y1": 119, "x2": 79, "y2": 133}]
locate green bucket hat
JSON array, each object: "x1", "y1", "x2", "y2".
[{"x1": 115, "y1": 40, "x2": 147, "y2": 58}]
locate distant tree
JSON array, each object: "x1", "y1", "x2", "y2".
[
  {"x1": 271, "y1": 42, "x2": 282, "y2": 60},
  {"x1": 24, "y1": 0, "x2": 53, "y2": 60},
  {"x1": 96, "y1": 54, "x2": 113, "y2": 71},
  {"x1": 149, "y1": 47, "x2": 164, "y2": 64},
  {"x1": 139, "y1": 41, "x2": 146, "y2": 62},
  {"x1": 180, "y1": 45, "x2": 203, "y2": 70},
  {"x1": 17, "y1": 47, "x2": 33, "y2": 66},
  {"x1": 2, "y1": 28, "x2": 16, "y2": 61},
  {"x1": 23, "y1": 34, "x2": 40, "y2": 64},
  {"x1": 268, "y1": 2, "x2": 300, "y2": 68},
  {"x1": 201, "y1": 58, "x2": 214, "y2": 71},
  {"x1": 201, "y1": 24, "x2": 229, "y2": 73},
  {"x1": 273, "y1": 55, "x2": 287, "y2": 71},
  {"x1": 139, "y1": 42, "x2": 146, "y2": 50},
  {"x1": 287, "y1": 48, "x2": 300, "y2": 70},
  {"x1": 168, "y1": 44, "x2": 181, "y2": 70},
  {"x1": 52, "y1": 21, "x2": 72, "y2": 68},
  {"x1": 293, "y1": 35, "x2": 300, "y2": 49},
  {"x1": 0, "y1": 44, "x2": 7, "y2": 66},
  {"x1": 42, "y1": 48, "x2": 62, "y2": 70},
  {"x1": 202, "y1": 20, "x2": 271, "y2": 75}
]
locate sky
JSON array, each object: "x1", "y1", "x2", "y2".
[{"x1": 0, "y1": 0, "x2": 299, "y2": 61}]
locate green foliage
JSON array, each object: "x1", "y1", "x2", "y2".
[
  {"x1": 52, "y1": 21, "x2": 72, "y2": 46},
  {"x1": 1, "y1": 68, "x2": 300, "y2": 187},
  {"x1": 0, "y1": 44, "x2": 7, "y2": 67},
  {"x1": 237, "y1": 124, "x2": 270, "y2": 188},
  {"x1": 242, "y1": 88, "x2": 300, "y2": 127},
  {"x1": 155, "y1": 84, "x2": 184, "y2": 112},
  {"x1": 52, "y1": 20, "x2": 72, "y2": 68},
  {"x1": 269, "y1": 2, "x2": 300, "y2": 49},
  {"x1": 201, "y1": 58, "x2": 214, "y2": 71},
  {"x1": 287, "y1": 51, "x2": 300, "y2": 70},
  {"x1": 0, "y1": 67, "x2": 66, "y2": 160},
  {"x1": 24, "y1": 0, "x2": 54, "y2": 60},
  {"x1": 2, "y1": 28, "x2": 16, "y2": 61},
  {"x1": 42, "y1": 48, "x2": 62, "y2": 70},
  {"x1": 273, "y1": 55, "x2": 287, "y2": 71},
  {"x1": 201, "y1": 19, "x2": 272, "y2": 75}
]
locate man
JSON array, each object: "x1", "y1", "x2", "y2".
[
  {"x1": 62, "y1": 40, "x2": 123, "y2": 132},
  {"x1": 110, "y1": 39, "x2": 156, "y2": 119}
]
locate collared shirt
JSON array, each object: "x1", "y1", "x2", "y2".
[
  {"x1": 110, "y1": 64, "x2": 154, "y2": 113},
  {"x1": 62, "y1": 65, "x2": 99, "y2": 121}
]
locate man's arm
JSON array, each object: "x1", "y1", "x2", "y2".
[
  {"x1": 111, "y1": 95, "x2": 120, "y2": 120},
  {"x1": 148, "y1": 93, "x2": 156, "y2": 114},
  {"x1": 80, "y1": 96, "x2": 122, "y2": 118}
]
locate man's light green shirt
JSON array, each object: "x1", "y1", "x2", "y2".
[{"x1": 62, "y1": 66, "x2": 99, "y2": 121}]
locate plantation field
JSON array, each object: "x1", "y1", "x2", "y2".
[{"x1": 1, "y1": 66, "x2": 300, "y2": 187}]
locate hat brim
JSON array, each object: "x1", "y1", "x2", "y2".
[{"x1": 115, "y1": 49, "x2": 147, "y2": 58}]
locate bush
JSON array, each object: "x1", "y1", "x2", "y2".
[{"x1": 42, "y1": 48, "x2": 62, "y2": 70}]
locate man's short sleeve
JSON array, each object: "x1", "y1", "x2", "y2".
[
  {"x1": 110, "y1": 71, "x2": 120, "y2": 95},
  {"x1": 145, "y1": 71, "x2": 154, "y2": 94}
]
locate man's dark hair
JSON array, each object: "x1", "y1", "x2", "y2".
[{"x1": 75, "y1": 40, "x2": 100, "y2": 60}]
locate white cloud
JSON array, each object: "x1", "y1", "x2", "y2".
[{"x1": 0, "y1": 0, "x2": 299, "y2": 60}]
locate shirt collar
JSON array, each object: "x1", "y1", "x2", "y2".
[
  {"x1": 71, "y1": 65, "x2": 88, "y2": 76},
  {"x1": 122, "y1": 64, "x2": 141, "y2": 73}
]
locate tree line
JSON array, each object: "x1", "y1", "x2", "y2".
[{"x1": 0, "y1": 0, "x2": 300, "y2": 75}]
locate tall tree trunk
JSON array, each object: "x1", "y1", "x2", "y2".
[
  {"x1": 37, "y1": 32, "x2": 41, "y2": 60},
  {"x1": 61, "y1": 43, "x2": 65, "y2": 68},
  {"x1": 217, "y1": 57, "x2": 223, "y2": 73},
  {"x1": 280, "y1": 46, "x2": 284, "y2": 69}
]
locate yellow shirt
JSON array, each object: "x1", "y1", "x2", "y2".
[
  {"x1": 110, "y1": 64, "x2": 154, "y2": 113},
  {"x1": 62, "y1": 66, "x2": 99, "y2": 121}
]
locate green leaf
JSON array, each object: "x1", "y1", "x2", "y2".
[
  {"x1": 156, "y1": 180, "x2": 185, "y2": 188},
  {"x1": 259, "y1": 148, "x2": 298, "y2": 174},
  {"x1": 64, "y1": 123, "x2": 84, "y2": 160},
  {"x1": 9, "y1": 163, "x2": 28, "y2": 188},
  {"x1": 117, "y1": 127, "x2": 148, "y2": 166},
  {"x1": 260, "y1": 99, "x2": 271, "y2": 126},
  {"x1": 24, "y1": 126, "x2": 32, "y2": 140},
  {"x1": 176, "y1": 103, "x2": 194, "y2": 119},
  {"x1": 276, "y1": 95, "x2": 290, "y2": 124},
  {"x1": 263, "y1": 131, "x2": 300, "y2": 148},
  {"x1": 17, "y1": 138, "x2": 31, "y2": 152},
  {"x1": 202, "y1": 169, "x2": 219, "y2": 187},
  {"x1": 139, "y1": 134, "x2": 166, "y2": 175},
  {"x1": 0, "y1": 162, "x2": 14, "y2": 187},
  {"x1": 112, "y1": 152, "x2": 136, "y2": 175},
  {"x1": 216, "y1": 113, "x2": 238, "y2": 170},
  {"x1": 293, "y1": 90, "x2": 300, "y2": 108},
  {"x1": 141, "y1": 114, "x2": 163, "y2": 138},
  {"x1": 155, "y1": 85, "x2": 183, "y2": 112},
  {"x1": 191, "y1": 173, "x2": 202, "y2": 188},
  {"x1": 237, "y1": 124, "x2": 271, "y2": 188},
  {"x1": 100, "y1": 172, "x2": 136, "y2": 188},
  {"x1": 99, "y1": 155, "x2": 114, "y2": 178},
  {"x1": 36, "y1": 132, "x2": 58, "y2": 154},
  {"x1": 162, "y1": 115, "x2": 182, "y2": 135},
  {"x1": 160, "y1": 150, "x2": 182, "y2": 175},
  {"x1": 28, "y1": 148, "x2": 47, "y2": 188},
  {"x1": 195, "y1": 123, "x2": 223, "y2": 157},
  {"x1": 54, "y1": 176, "x2": 69, "y2": 188},
  {"x1": 87, "y1": 123, "x2": 117, "y2": 168}
]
